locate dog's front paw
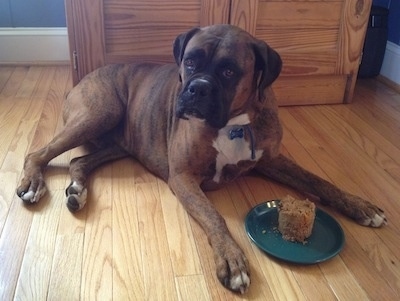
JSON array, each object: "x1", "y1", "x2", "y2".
[
  {"x1": 213, "y1": 239, "x2": 250, "y2": 294},
  {"x1": 65, "y1": 181, "x2": 87, "y2": 212},
  {"x1": 345, "y1": 195, "x2": 387, "y2": 227},
  {"x1": 16, "y1": 173, "x2": 47, "y2": 204}
]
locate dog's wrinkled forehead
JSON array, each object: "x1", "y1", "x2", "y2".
[{"x1": 183, "y1": 26, "x2": 256, "y2": 67}]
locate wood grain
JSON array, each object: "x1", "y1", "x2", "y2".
[
  {"x1": 273, "y1": 75, "x2": 347, "y2": 106},
  {"x1": 47, "y1": 233, "x2": 85, "y2": 300},
  {"x1": 338, "y1": 0, "x2": 372, "y2": 102},
  {"x1": 159, "y1": 179, "x2": 203, "y2": 276},
  {"x1": 111, "y1": 159, "x2": 144, "y2": 299},
  {"x1": 65, "y1": 0, "x2": 106, "y2": 84},
  {"x1": 65, "y1": 0, "x2": 370, "y2": 106},
  {"x1": 136, "y1": 182, "x2": 177, "y2": 300},
  {"x1": 230, "y1": 0, "x2": 259, "y2": 34},
  {"x1": 200, "y1": 0, "x2": 230, "y2": 26},
  {"x1": 104, "y1": 0, "x2": 202, "y2": 59},
  {"x1": 0, "y1": 66, "x2": 65, "y2": 299},
  {"x1": 1, "y1": 66, "x2": 400, "y2": 300},
  {"x1": 256, "y1": 1, "x2": 342, "y2": 29},
  {"x1": 255, "y1": 28, "x2": 338, "y2": 53}
]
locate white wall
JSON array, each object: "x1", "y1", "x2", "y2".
[
  {"x1": 0, "y1": 28, "x2": 69, "y2": 64},
  {"x1": 380, "y1": 41, "x2": 400, "y2": 85}
]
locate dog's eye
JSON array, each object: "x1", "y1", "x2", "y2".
[
  {"x1": 222, "y1": 68, "x2": 235, "y2": 78},
  {"x1": 184, "y1": 59, "x2": 196, "y2": 70}
]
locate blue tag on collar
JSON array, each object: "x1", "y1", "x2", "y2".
[{"x1": 229, "y1": 127, "x2": 244, "y2": 140}]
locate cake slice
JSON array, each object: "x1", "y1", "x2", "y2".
[{"x1": 278, "y1": 195, "x2": 316, "y2": 243}]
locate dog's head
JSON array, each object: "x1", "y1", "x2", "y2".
[{"x1": 173, "y1": 24, "x2": 282, "y2": 128}]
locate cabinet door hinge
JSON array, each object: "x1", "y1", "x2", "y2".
[{"x1": 73, "y1": 51, "x2": 78, "y2": 71}]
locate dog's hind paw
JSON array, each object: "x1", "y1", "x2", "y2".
[
  {"x1": 345, "y1": 195, "x2": 388, "y2": 227},
  {"x1": 65, "y1": 181, "x2": 87, "y2": 212},
  {"x1": 359, "y1": 210, "x2": 387, "y2": 227}
]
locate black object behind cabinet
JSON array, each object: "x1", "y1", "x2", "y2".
[{"x1": 358, "y1": 6, "x2": 389, "y2": 78}]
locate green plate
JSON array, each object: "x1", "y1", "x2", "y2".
[{"x1": 245, "y1": 201, "x2": 345, "y2": 264}]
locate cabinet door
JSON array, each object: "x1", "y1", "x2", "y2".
[
  {"x1": 230, "y1": 0, "x2": 372, "y2": 105},
  {"x1": 65, "y1": 0, "x2": 230, "y2": 85}
]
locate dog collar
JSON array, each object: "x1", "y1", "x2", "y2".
[{"x1": 229, "y1": 125, "x2": 256, "y2": 160}]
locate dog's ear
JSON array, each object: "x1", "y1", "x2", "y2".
[
  {"x1": 253, "y1": 40, "x2": 282, "y2": 100},
  {"x1": 173, "y1": 27, "x2": 200, "y2": 66}
]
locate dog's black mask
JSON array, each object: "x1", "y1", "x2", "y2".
[
  {"x1": 173, "y1": 28, "x2": 231, "y2": 128},
  {"x1": 175, "y1": 67, "x2": 234, "y2": 128},
  {"x1": 173, "y1": 26, "x2": 282, "y2": 129}
]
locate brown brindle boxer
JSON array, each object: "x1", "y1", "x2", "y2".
[{"x1": 17, "y1": 25, "x2": 387, "y2": 294}]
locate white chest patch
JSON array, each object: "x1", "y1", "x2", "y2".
[{"x1": 212, "y1": 113, "x2": 263, "y2": 183}]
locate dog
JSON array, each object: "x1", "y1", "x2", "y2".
[{"x1": 16, "y1": 25, "x2": 387, "y2": 294}]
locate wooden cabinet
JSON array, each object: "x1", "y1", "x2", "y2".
[
  {"x1": 65, "y1": 0, "x2": 372, "y2": 105},
  {"x1": 65, "y1": 0, "x2": 230, "y2": 84},
  {"x1": 231, "y1": 0, "x2": 372, "y2": 105}
]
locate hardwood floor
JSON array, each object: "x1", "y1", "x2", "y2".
[{"x1": 0, "y1": 65, "x2": 399, "y2": 300}]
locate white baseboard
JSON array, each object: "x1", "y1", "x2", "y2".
[
  {"x1": 0, "y1": 28, "x2": 70, "y2": 64},
  {"x1": 380, "y1": 41, "x2": 400, "y2": 85}
]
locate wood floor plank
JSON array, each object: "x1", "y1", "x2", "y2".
[
  {"x1": 175, "y1": 275, "x2": 211, "y2": 300},
  {"x1": 13, "y1": 190, "x2": 63, "y2": 300},
  {"x1": 80, "y1": 166, "x2": 113, "y2": 300},
  {"x1": 0, "y1": 67, "x2": 30, "y2": 165},
  {"x1": 0, "y1": 67, "x2": 28, "y2": 99},
  {"x1": 136, "y1": 182, "x2": 178, "y2": 300},
  {"x1": 159, "y1": 178, "x2": 203, "y2": 276},
  {"x1": 0, "y1": 67, "x2": 56, "y2": 233},
  {"x1": 290, "y1": 264, "x2": 338, "y2": 301},
  {"x1": 338, "y1": 230, "x2": 399, "y2": 300},
  {"x1": 320, "y1": 256, "x2": 370, "y2": 300},
  {"x1": 28, "y1": 66, "x2": 69, "y2": 153},
  {"x1": 0, "y1": 67, "x2": 59, "y2": 300},
  {"x1": 0, "y1": 199, "x2": 34, "y2": 300},
  {"x1": 349, "y1": 98, "x2": 400, "y2": 150},
  {"x1": 0, "y1": 67, "x2": 31, "y2": 166},
  {"x1": 47, "y1": 233, "x2": 84, "y2": 301},
  {"x1": 355, "y1": 79, "x2": 400, "y2": 123},
  {"x1": 111, "y1": 159, "x2": 145, "y2": 299},
  {"x1": 317, "y1": 105, "x2": 400, "y2": 182},
  {"x1": 0, "y1": 67, "x2": 15, "y2": 92},
  {"x1": 15, "y1": 66, "x2": 45, "y2": 99}
]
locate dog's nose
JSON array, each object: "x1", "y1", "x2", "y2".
[{"x1": 187, "y1": 79, "x2": 212, "y2": 98}]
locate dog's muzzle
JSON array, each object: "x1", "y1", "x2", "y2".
[
  {"x1": 176, "y1": 78, "x2": 213, "y2": 119},
  {"x1": 176, "y1": 77, "x2": 228, "y2": 128}
]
